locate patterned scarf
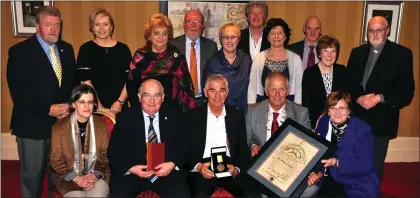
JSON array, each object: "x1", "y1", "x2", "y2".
[
  {"x1": 330, "y1": 118, "x2": 349, "y2": 142},
  {"x1": 128, "y1": 43, "x2": 196, "y2": 112},
  {"x1": 70, "y1": 113, "x2": 96, "y2": 175}
]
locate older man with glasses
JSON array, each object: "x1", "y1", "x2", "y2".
[
  {"x1": 172, "y1": 9, "x2": 218, "y2": 107},
  {"x1": 346, "y1": 16, "x2": 414, "y2": 185}
]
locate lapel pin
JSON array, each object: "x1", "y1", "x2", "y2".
[
  {"x1": 165, "y1": 117, "x2": 167, "y2": 120},
  {"x1": 60, "y1": 49, "x2": 64, "y2": 52}
]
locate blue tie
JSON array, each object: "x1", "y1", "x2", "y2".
[{"x1": 147, "y1": 115, "x2": 159, "y2": 183}]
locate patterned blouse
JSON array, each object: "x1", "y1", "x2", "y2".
[{"x1": 322, "y1": 72, "x2": 333, "y2": 96}]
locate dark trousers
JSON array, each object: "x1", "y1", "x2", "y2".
[
  {"x1": 188, "y1": 172, "x2": 258, "y2": 197},
  {"x1": 17, "y1": 137, "x2": 55, "y2": 198},
  {"x1": 374, "y1": 136, "x2": 390, "y2": 183},
  {"x1": 110, "y1": 170, "x2": 188, "y2": 197}
]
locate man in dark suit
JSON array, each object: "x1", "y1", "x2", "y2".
[
  {"x1": 107, "y1": 79, "x2": 188, "y2": 197},
  {"x1": 246, "y1": 72, "x2": 321, "y2": 197},
  {"x1": 288, "y1": 16, "x2": 323, "y2": 69},
  {"x1": 185, "y1": 74, "x2": 254, "y2": 197},
  {"x1": 237, "y1": 1, "x2": 270, "y2": 60},
  {"x1": 171, "y1": 9, "x2": 218, "y2": 107},
  {"x1": 7, "y1": 6, "x2": 77, "y2": 198},
  {"x1": 346, "y1": 16, "x2": 414, "y2": 183}
]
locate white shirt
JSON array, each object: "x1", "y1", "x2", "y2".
[
  {"x1": 143, "y1": 111, "x2": 161, "y2": 143},
  {"x1": 266, "y1": 105, "x2": 287, "y2": 141},
  {"x1": 203, "y1": 106, "x2": 231, "y2": 158},
  {"x1": 185, "y1": 36, "x2": 202, "y2": 97},
  {"x1": 249, "y1": 28, "x2": 262, "y2": 61}
]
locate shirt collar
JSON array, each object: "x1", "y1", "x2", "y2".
[
  {"x1": 207, "y1": 105, "x2": 226, "y2": 118},
  {"x1": 269, "y1": 103, "x2": 285, "y2": 114},
  {"x1": 36, "y1": 33, "x2": 55, "y2": 52},
  {"x1": 249, "y1": 27, "x2": 263, "y2": 41},
  {"x1": 370, "y1": 40, "x2": 386, "y2": 54},
  {"x1": 186, "y1": 36, "x2": 201, "y2": 47},
  {"x1": 304, "y1": 38, "x2": 318, "y2": 48},
  {"x1": 142, "y1": 110, "x2": 159, "y2": 120}
]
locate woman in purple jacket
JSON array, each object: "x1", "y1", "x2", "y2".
[{"x1": 316, "y1": 91, "x2": 379, "y2": 197}]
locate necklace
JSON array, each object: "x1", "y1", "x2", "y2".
[{"x1": 104, "y1": 47, "x2": 109, "y2": 53}]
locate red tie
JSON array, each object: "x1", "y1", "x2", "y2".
[
  {"x1": 271, "y1": 112, "x2": 279, "y2": 135},
  {"x1": 307, "y1": 45, "x2": 315, "y2": 68}
]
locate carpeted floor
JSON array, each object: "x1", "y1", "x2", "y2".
[{"x1": 1, "y1": 160, "x2": 419, "y2": 197}]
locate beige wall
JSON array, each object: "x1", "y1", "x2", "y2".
[{"x1": 2, "y1": 1, "x2": 419, "y2": 137}]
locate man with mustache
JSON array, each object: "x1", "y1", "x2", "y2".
[
  {"x1": 346, "y1": 16, "x2": 414, "y2": 184},
  {"x1": 172, "y1": 9, "x2": 218, "y2": 107},
  {"x1": 237, "y1": 1, "x2": 270, "y2": 61},
  {"x1": 288, "y1": 16, "x2": 323, "y2": 69},
  {"x1": 7, "y1": 6, "x2": 77, "y2": 198}
]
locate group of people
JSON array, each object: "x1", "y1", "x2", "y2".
[{"x1": 6, "y1": 1, "x2": 414, "y2": 198}]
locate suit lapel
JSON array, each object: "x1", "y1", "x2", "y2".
[
  {"x1": 199, "y1": 37, "x2": 206, "y2": 75},
  {"x1": 158, "y1": 108, "x2": 169, "y2": 143},
  {"x1": 225, "y1": 107, "x2": 235, "y2": 156},
  {"x1": 242, "y1": 29, "x2": 250, "y2": 55},
  {"x1": 286, "y1": 100, "x2": 295, "y2": 120},
  {"x1": 32, "y1": 35, "x2": 59, "y2": 87},
  {"x1": 56, "y1": 42, "x2": 67, "y2": 87},
  {"x1": 256, "y1": 100, "x2": 269, "y2": 143}
]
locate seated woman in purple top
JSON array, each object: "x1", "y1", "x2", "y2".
[
  {"x1": 204, "y1": 23, "x2": 252, "y2": 113},
  {"x1": 316, "y1": 91, "x2": 379, "y2": 198}
]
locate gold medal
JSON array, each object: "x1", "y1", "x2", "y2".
[{"x1": 217, "y1": 163, "x2": 225, "y2": 172}]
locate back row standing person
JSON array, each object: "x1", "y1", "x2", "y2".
[
  {"x1": 288, "y1": 16, "x2": 323, "y2": 69},
  {"x1": 171, "y1": 9, "x2": 218, "y2": 107},
  {"x1": 77, "y1": 8, "x2": 132, "y2": 115},
  {"x1": 127, "y1": 13, "x2": 196, "y2": 113},
  {"x1": 237, "y1": 1, "x2": 270, "y2": 61},
  {"x1": 7, "y1": 6, "x2": 77, "y2": 198},
  {"x1": 248, "y1": 18, "x2": 303, "y2": 104}
]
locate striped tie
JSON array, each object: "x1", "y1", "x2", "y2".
[
  {"x1": 147, "y1": 115, "x2": 159, "y2": 183},
  {"x1": 49, "y1": 46, "x2": 62, "y2": 87}
]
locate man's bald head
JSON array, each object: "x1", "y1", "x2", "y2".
[{"x1": 303, "y1": 16, "x2": 323, "y2": 44}]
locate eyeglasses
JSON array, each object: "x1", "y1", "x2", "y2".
[
  {"x1": 328, "y1": 106, "x2": 348, "y2": 113},
  {"x1": 141, "y1": 93, "x2": 163, "y2": 101},
  {"x1": 221, "y1": 35, "x2": 239, "y2": 41},
  {"x1": 367, "y1": 28, "x2": 388, "y2": 35},
  {"x1": 185, "y1": 20, "x2": 203, "y2": 25},
  {"x1": 75, "y1": 100, "x2": 94, "y2": 106}
]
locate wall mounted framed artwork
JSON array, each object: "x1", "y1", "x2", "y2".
[
  {"x1": 160, "y1": 1, "x2": 248, "y2": 48},
  {"x1": 11, "y1": 1, "x2": 53, "y2": 37},
  {"x1": 360, "y1": 1, "x2": 404, "y2": 44}
]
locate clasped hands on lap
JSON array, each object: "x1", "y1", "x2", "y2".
[
  {"x1": 252, "y1": 144, "x2": 322, "y2": 186},
  {"x1": 72, "y1": 173, "x2": 97, "y2": 191},
  {"x1": 129, "y1": 162, "x2": 176, "y2": 178},
  {"x1": 196, "y1": 162, "x2": 239, "y2": 179}
]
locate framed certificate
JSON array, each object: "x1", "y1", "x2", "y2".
[{"x1": 247, "y1": 118, "x2": 337, "y2": 197}]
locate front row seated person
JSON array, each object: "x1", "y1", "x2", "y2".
[
  {"x1": 316, "y1": 91, "x2": 380, "y2": 197},
  {"x1": 107, "y1": 79, "x2": 188, "y2": 197},
  {"x1": 50, "y1": 84, "x2": 110, "y2": 197},
  {"x1": 246, "y1": 71, "x2": 321, "y2": 197},
  {"x1": 185, "y1": 74, "x2": 255, "y2": 197}
]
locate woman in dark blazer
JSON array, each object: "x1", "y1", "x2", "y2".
[
  {"x1": 302, "y1": 35, "x2": 347, "y2": 129},
  {"x1": 316, "y1": 91, "x2": 379, "y2": 198}
]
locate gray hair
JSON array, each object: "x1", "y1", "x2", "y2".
[
  {"x1": 138, "y1": 79, "x2": 165, "y2": 94},
  {"x1": 204, "y1": 74, "x2": 229, "y2": 90},
  {"x1": 245, "y1": 2, "x2": 269, "y2": 26},
  {"x1": 264, "y1": 72, "x2": 289, "y2": 90}
]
